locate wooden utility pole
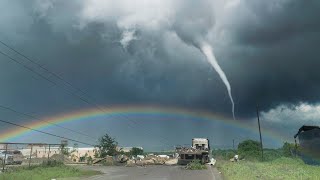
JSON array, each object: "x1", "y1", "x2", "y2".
[
  {"x1": 256, "y1": 105, "x2": 264, "y2": 161},
  {"x1": 47, "y1": 144, "x2": 51, "y2": 161},
  {"x1": 233, "y1": 139, "x2": 235, "y2": 151},
  {"x1": 28, "y1": 145, "x2": 33, "y2": 167},
  {"x1": 2, "y1": 144, "x2": 8, "y2": 172}
]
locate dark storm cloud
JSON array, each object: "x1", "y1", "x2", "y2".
[
  {"x1": 0, "y1": 0, "x2": 222, "y2": 117},
  {"x1": 1, "y1": 0, "x2": 320, "y2": 122},
  {"x1": 216, "y1": 0, "x2": 320, "y2": 117},
  {"x1": 234, "y1": 0, "x2": 320, "y2": 45}
]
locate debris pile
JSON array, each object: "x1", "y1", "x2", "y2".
[{"x1": 125, "y1": 155, "x2": 178, "y2": 167}]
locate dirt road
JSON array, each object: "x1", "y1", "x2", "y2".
[{"x1": 75, "y1": 165, "x2": 222, "y2": 180}]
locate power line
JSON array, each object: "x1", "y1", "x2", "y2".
[
  {"x1": 0, "y1": 118, "x2": 95, "y2": 146},
  {"x1": 0, "y1": 42, "x2": 173, "y2": 147},
  {"x1": 0, "y1": 49, "x2": 99, "y2": 107},
  {"x1": 0, "y1": 50, "x2": 57, "y2": 85},
  {"x1": 0, "y1": 104, "x2": 97, "y2": 141},
  {"x1": 0, "y1": 40, "x2": 87, "y2": 97}
]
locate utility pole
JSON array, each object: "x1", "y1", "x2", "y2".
[
  {"x1": 29, "y1": 145, "x2": 33, "y2": 167},
  {"x1": 47, "y1": 144, "x2": 51, "y2": 161},
  {"x1": 233, "y1": 139, "x2": 235, "y2": 151},
  {"x1": 256, "y1": 105, "x2": 264, "y2": 161},
  {"x1": 294, "y1": 138, "x2": 298, "y2": 157},
  {"x1": 2, "y1": 143, "x2": 8, "y2": 172}
]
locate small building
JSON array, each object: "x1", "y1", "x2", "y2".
[
  {"x1": 294, "y1": 125, "x2": 320, "y2": 165},
  {"x1": 20, "y1": 144, "x2": 62, "y2": 158}
]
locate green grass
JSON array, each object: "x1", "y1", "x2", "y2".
[
  {"x1": 0, "y1": 165, "x2": 100, "y2": 180},
  {"x1": 217, "y1": 157, "x2": 320, "y2": 180},
  {"x1": 186, "y1": 160, "x2": 207, "y2": 170}
]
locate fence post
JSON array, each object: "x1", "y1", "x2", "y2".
[
  {"x1": 28, "y1": 145, "x2": 33, "y2": 167},
  {"x1": 2, "y1": 143, "x2": 8, "y2": 172},
  {"x1": 47, "y1": 144, "x2": 51, "y2": 161}
]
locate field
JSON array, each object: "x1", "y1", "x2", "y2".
[
  {"x1": 217, "y1": 157, "x2": 320, "y2": 180},
  {"x1": 0, "y1": 165, "x2": 100, "y2": 180}
]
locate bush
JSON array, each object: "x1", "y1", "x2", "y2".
[
  {"x1": 282, "y1": 142, "x2": 296, "y2": 157},
  {"x1": 87, "y1": 156, "x2": 93, "y2": 165},
  {"x1": 238, "y1": 140, "x2": 261, "y2": 160},
  {"x1": 186, "y1": 160, "x2": 207, "y2": 170},
  {"x1": 42, "y1": 160, "x2": 64, "y2": 167},
  {"x1": 212, "y1": 149, "x2": 236, "y2": 160},
  {"x1": 263, "y1": 149, "x2": 283, "y2": 161},
  {"x1": 130, "y1": 147, "x2": 144, "y2": 156}
]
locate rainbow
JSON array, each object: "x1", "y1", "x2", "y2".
[{"x1": 0, "y1": 105, "x2": 284, "y2": 143}]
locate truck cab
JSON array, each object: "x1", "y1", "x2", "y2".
[
  {"x1": 0, "y1": 151, "x2": 14, "y2": 165},
  {"x1": 192, "y1": 138, "x2": 210, "y2": 150}
]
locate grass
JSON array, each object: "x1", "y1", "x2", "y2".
[
  {"x1": 0, "y1": 162, "x2": 101, "y2": 180},
  {"x1": 217, "y1": 157, "x2": 320, "y2": 180}
]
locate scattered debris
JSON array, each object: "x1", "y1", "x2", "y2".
[
  {"x1": 136, "y1": 155, "x2": 145, "y2": 160},
  {"x1": 116, "y1": 155, "x2": 129, "y2": 163},
  {"x1": 165, "y1": 158, "x2": 178, "y2": 165},
  {"x1": 230, "y1": 155, "x2": 239, "y2": 162},
  {"x1": 207, "y1": 158, "x2": 216, "y2": 166},
  {"x1": 126, "y1": 159, "x2": 136, "y2": 167}
]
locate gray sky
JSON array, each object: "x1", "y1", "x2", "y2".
[{"x1": 0, "y1": 0, "x2": 319, "y2": 151}]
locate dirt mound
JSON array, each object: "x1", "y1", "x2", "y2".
[{"x1": 50, "y1": 154, "x2": 73, "y2": 163}]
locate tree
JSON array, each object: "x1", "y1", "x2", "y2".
[
  {"x1": 96, "y1": 133, "x2": 118, "y2": 157},
  {"x1": 59, "y1": 144, "x2": 70, "y2": 156},
  {"x1": 238, "y1": 140, "x2": 261, "y2": 160},
  {"x1": 130, "y1": 147, "x2": 143, "y2": 156},
  {"x1": 71, "y1": 143, "x2": 78, "y2": 153},
  {"x1": 282, "y1": 142, "x2": 296, "y2": 157}
]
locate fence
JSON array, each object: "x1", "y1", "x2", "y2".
[{"x1": 0, "y1": 142, "x2": 61, "y2": 172}]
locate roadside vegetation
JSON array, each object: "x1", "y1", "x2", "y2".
[
  {"x1": 186, "y1": 160, "x2": 207, "y2": 170},
  {"x1": 94, "y1": 133, "x2": 146, "y2": 165},
  {"x1": 217, "y1": 157, "x2": 320, "y2": 180},
  {"x1": 214, "y1": 140, "x2": 320, "y2": 180},
  {"x1": 0, "y1": 160, "x2": 100, "y2": 180}
]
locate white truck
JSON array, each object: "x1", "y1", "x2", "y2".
[
  {"x1": 0, "y1": 151, "x2": 14, "y2": 165},
  {"x1": 177, "y1": 138, "x2": 211, "y2": 165},
  {"x1": 192, "y1": 138, "x2": 210, "y2": 150}
]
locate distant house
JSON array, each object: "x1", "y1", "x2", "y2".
[
  {"x1": 294, "y1": 125, "x2": 320, "y2": 165},
  {"x1": 21, "y1": 144, "x2": 60, "y2": 158}
]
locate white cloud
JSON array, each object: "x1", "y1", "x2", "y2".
[
  {"x1": 256, "y1": 103, "x2": 320, "y2": 141},
  {"x1": 224, "y1": 0, "x2": 241, "y2": 10},
  {"x1": 76, "y1": 0, "x2": 175, "y2": 48},
  {"x1": 260, "y1": 103, "x2": 320, "y2": 125},
  {"x1": 79, "y1": 0, "x2": 174, "y2": 30},
  {"x1": 33, "y1": 0, "x2": 55, "y2": 18},
  {"x1": 120, "y1": 29, "x2": 138, "y2": 50}
]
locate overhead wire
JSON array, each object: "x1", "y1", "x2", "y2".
[
  {"x1": 0, "y1": 104, "x2": 97, "y2": 141},
  {"x1": 0, "y1": 118, "x2": 95, "y2": 146},
  {"x1": 0, "y1": 40, "x2": 173, "y2": 148},
  {"x1": 0, "y1": 40, "x2": 172, "y2": 145}
]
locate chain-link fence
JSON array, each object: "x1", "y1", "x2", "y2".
[{"x1": 0, "y1": 142, "x2": 61, "y2": 171}]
